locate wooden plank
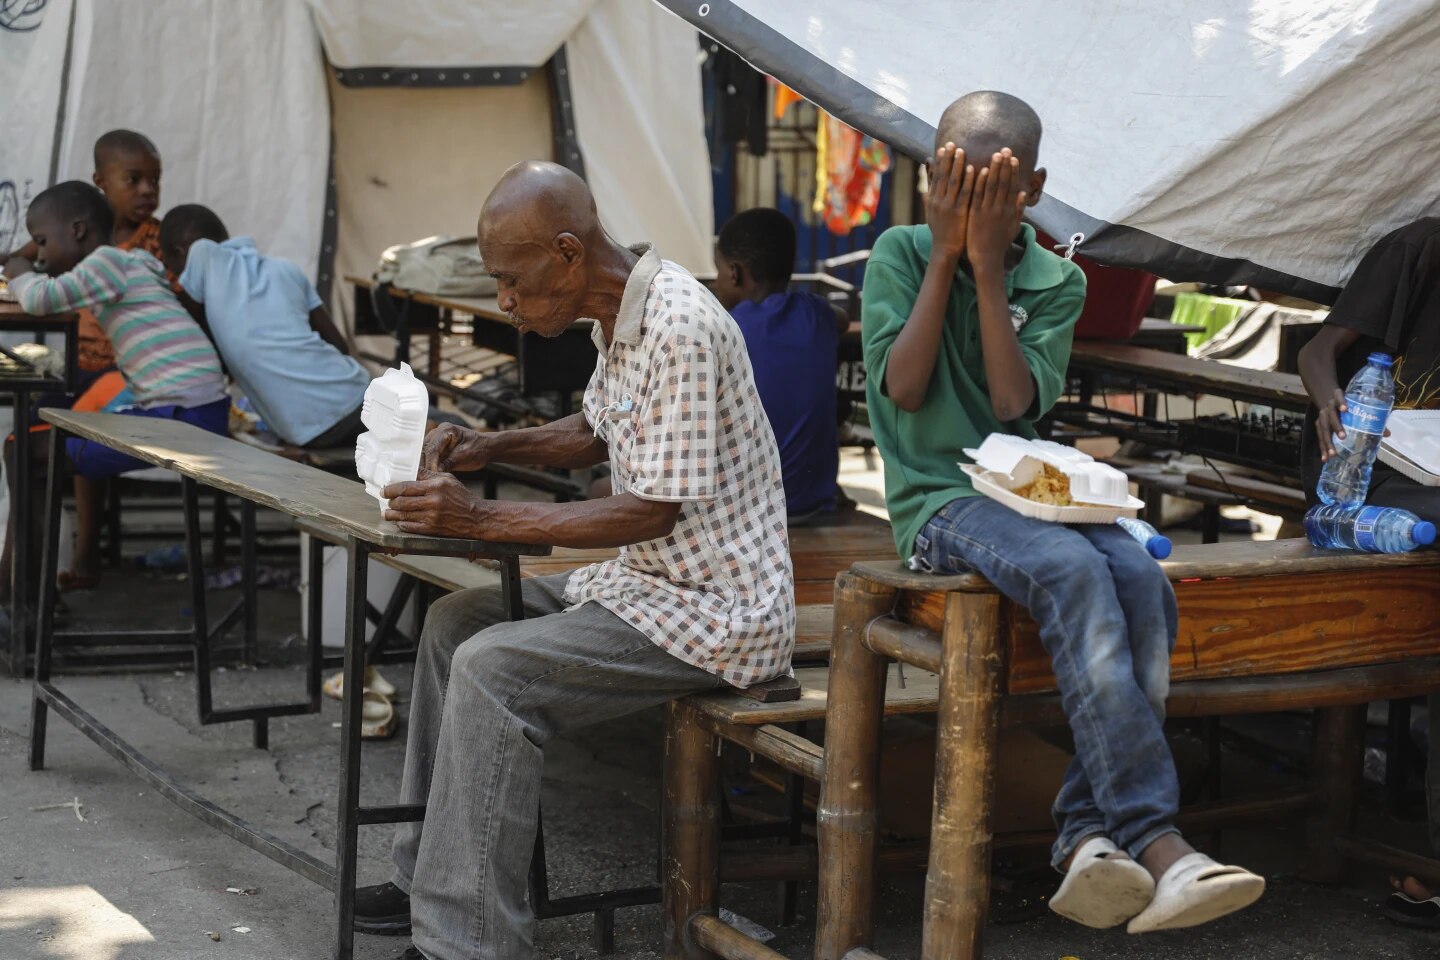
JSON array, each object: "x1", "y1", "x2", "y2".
[
  {"x1": 692, "y1": 663, "x2": 940, "y2": 726},
  {"x1": 1069, "y1": 340, "x2": 1308, "y2": 408},
  {"x1": 857, "y1": 537, "x2": 1440, "y2": 596},
  {"x1": 896, "y1": 564, "x2": 1440, "y2": 695},
  {"x1": 42, "y1": 410, "x2": 549, "y2": 558}
]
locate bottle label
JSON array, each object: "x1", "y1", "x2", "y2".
[
  {"x1": 1352, "y1": 505, "x2": 1385, "y2": 551},
  {"x1": 1340, "y1": 400, "x2": 1390, "y2": 436}
]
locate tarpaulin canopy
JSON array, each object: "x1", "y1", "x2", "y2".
[
  {"x1": 0, "y1": 0, "x2": 713, "y2": 323},
  {"x1": 655, "y1": 1, "x2": 1440, "y2": 302}
]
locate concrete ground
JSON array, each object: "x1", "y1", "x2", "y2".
[{"x1": 0, "y1": 452, "x2": 1435, "y2": 960}]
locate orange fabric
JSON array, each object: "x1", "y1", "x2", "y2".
[
  {"x1": 71, "y1": 371, "x2": 127, "y2": 413},
  {"x1": 772, "y1": 81, "x2": 805, "y2": 121},
  {"x1": 76, "y1": 217, "x2": 164, "y2": 372}
]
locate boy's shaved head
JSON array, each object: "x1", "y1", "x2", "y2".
[
  {"x1": 30, "y1": 181, "x2": 115, "y2": 237},
  {"x1": 94, "y1": 129, "x2": 159, "y2": 169},
  {"x1": 935, "y1": 91, "x2": 1042, "y2": 175},
  {"x1": 159, "y1": 203, "x2": 228, "y2": 250}
]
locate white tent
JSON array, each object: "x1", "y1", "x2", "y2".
[
  {"x1": 655, "y1": 1, "x2": 1440, "y2": 302},
  {"x1": 1, "y1": 0, "x2": 714, "y2": 325}
]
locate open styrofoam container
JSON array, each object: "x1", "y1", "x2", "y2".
[
  {"x1": 960, "y1": 434, "x2": 1143, "y2": 524},
  {"x1": 1379, "y1": 410, "x2": 1440, "y2": 487},
  {"x1": 355, "y1": 362, "x2": 430, "y2": 510}
]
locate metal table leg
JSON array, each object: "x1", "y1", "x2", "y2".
[
  {"x1": 333, "y1": 537, "x2": 370, "y2": 960},
  {"x1": 12, "y1": 387, "x2": 31, "y2": 675},
  {"x1": 28, "y1": 426, "x2": 64, "y2": 769}
]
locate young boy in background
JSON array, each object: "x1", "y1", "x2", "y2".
[
  {"x1": 159, "y1": 204, "x2": 370, "y2": 449},
  {"x1": 1298, "y1": 217, "x2": 1440, "y2": 929},
  {"x1": 1, "y1": 182, "x2": 227, "y2": 592},
  {"x1": 861, "y1": 90, "x2": 1264, "y2": 933},
  {"x1": 711, "y1": 207, "x2": 843, "y2": 521}
]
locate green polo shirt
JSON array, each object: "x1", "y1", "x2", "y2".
[{"x1": 862, "y1": 223, "x2": 1086, "y2": 559}]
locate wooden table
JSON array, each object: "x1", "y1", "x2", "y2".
[
  {"x1": 808, "y1": 543, "x2": 1440, "y2": 960},
  {"x1": 1068, "y1": 340, "x2": 1309, "y2": 409},
  {"x1": 28, "y1": 410, "x2": 549, "y2": 960},
  {"x1": 0, "y1": 307, "x2": 77, "y2": 675}
]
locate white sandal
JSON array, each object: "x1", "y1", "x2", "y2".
[
  {"x1": 322, "y1": 665, "x2": 398, "y2": 702},
  {"x1": 1127, "y1": 852, "x2": 1265, "y2": 933},
  {"x1": 1049, "y1": 836, "x2": 1156, "y2": 929}
]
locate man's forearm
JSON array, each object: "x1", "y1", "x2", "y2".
[
  {"x1": 469, "y1": 413, "x2": 608, "y2": 470},
  {"x1": 473, "y1": 491, "x2": 678, "y2": 548}
]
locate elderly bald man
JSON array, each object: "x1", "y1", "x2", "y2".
[{"x1": 357, "y1": 161, "x2": 794, "y2": 960}]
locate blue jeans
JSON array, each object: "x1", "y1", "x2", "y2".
[{"x1": 913, "y1": 496, "x2": 1181, "y2": 867}]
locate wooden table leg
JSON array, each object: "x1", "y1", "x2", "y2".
[
  {"x1": 332, "y1": 538, "x2": 370, "y2": 960},
  {"x1": 922, "y1": 591, "x2": 1005, "y2": 960},
  {"x1": 1301, "y1": 703, "x2": 1366, "y2": 883},
  {"x1": 662, "y1": 699, "x2": 721, "y2": 960},
  {"x1": 815, "y1": 572, "x2": 896, "y2": 960},
  {"x1": 28, "y1": 427, "x2": 65, "y2": 769}
]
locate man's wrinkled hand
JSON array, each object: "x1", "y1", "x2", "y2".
[
  {"x1": 421, "y1": 422, "x2": 486, "y2": 475},
  {"x1": 382, "y1": 474, "x2": 481, "y2": 537}
]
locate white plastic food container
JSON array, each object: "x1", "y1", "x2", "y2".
[
  {"x1": 960, "y1": 434, "x2": 1143, "y2": 524},
  {"x1": 1379, "y1": 410, "x2": 1440, "y2": 486},
  {"x1": 355, "y1": 362, "x2": 430, "y2": 510}
]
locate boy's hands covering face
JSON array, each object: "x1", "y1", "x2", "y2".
[
  {"x1": 926, "y1": 143, "x2": 976, "y2": 261},
  {"x1": 966, "y1": 149, "x2": 1028, "y2": 275}
]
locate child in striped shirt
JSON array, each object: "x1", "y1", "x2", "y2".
[{"x1": 2, "y1": 181, "x2": 228, "y2": 591}]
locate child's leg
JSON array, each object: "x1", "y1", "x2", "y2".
[
  {"x1": 914, "y1": 497, "x2": 1181, "y2": 869},
  {"x1": 64, "y1": 475, "x2": 105, "y2": 588}
]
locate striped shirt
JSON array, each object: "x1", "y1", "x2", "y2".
[{"x1": 11, "y1": 246, "x2": 226, "y2": 409}]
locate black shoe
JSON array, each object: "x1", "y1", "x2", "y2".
[
  {"x1": 354, "y1": 881, "x2": 411, "y2": 935},
  {"x1": 392, "y1": 947, "x2": 425, "y2": 960}
]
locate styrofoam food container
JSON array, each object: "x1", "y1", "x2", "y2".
[
  {"x1": 1379, "y1": 410, "x2": 1440, "y2": 486},
  {"x1": 355, "y1": 362, "x2": 430, "y2": 509},
  {"x1": 962, "y1": 434, "x2": 1134, "y2": 508},
  {"x1": 961, "y1": 465, "x2": 1143, "y2": 524}
]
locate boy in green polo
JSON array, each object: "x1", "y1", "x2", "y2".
[{"x1": 862, "y1": 90, "x2": 1264, "y2": 934}]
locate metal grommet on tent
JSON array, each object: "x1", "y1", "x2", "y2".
[{"x1": 698, "y1": 3, "x2": 710, "y2": 15}]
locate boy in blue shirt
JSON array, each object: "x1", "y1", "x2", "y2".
[
  {"x1": 158, "y1": 205, "x2": 371, "y2": 449},
  {"x1": 863, "y1": 90, "x2": 1264, "y2": 933},
  {"x1": 711, "y1": 207, "x2": 843, "y2": 521}
]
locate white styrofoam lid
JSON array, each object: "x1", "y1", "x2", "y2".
[
  {"x1": 962, "y1": 434, "x2": 1131, "y2": 507},
  {"x1": 1382, "y1": 410, "x2": 1440, "y2": 476}
]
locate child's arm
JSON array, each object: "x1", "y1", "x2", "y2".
[
  {"x1": 966, "y1": 150, "x2": 1036, "y2": 423},
  {"x1": 883, "y1": 144, "x2": 975, "y2": 411},
  {"x1": 1298, "y1": 324, "x2": 1362, "y2": 462},
  {"x1": 3, "y1": 250, "x2": 126, "y2": 315},
  {"x1": 308, "y1": 306, "x2": 351, "y2": 353}
]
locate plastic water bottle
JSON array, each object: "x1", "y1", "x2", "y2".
[
  {"x1": 1303, "y1": 504, "x2": 1436, "y2": 553},
  {"x1": 1317, "y1": 353, "x2": 1395, "y2": 506},
  {"x1": 1116, "y1": 517, "x2": 1172, "y2": 559}
]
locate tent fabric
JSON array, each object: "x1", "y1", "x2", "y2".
[
  {"x1": 308, "y1": 0, "x2": 595, "y2": 70},
  {"x1": 0, "y1": 0, "x2": 74, "y2": 254},
  {"x1": 53, "y1": 0, "x2": 329, "y2": 277},
  {"x1": 654, "y1": 0, "x2": 1440, "y2": 302},
  {"x1": 569, "y1": 0, "x2": 715, "y2": 272},
  {"x1": 4, "y1": 0, "x2": 712, "y2": 325}
]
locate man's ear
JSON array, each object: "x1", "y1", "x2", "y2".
[
  {"x1": 555, "y1": 232, "x2": 585, "y2": 265},
  {"x1": 1026, "y1": 167, "x2": 1047, "y2": 207}
]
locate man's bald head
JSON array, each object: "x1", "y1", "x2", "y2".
[
  {"x1": 476, "y1": 160, "x2": 633, "y2": 339},
  {"x1": 935, "y1": 91, "x2": 1042, "y2": 176},
  {"x1": 478, "y1": 160, "x2": 602, "y2": 251}
]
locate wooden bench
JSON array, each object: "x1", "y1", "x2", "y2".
[{"x1": 660, "y1": 539, "x2": 1440, "y2": 960}]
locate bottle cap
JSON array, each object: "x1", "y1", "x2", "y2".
[
  {"x1": 1414, "y1": 521, "x2": 1436, "y2": 547},
  {"x1": 1367, "y1": 352, "x2": 1394, "y2": 368},
  {"x1": 1147, "y1": 536, "x2": 1173, "y2": 560}
]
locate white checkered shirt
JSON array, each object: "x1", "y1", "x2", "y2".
[{"x1": 564, "y1": 245, "x2": 795, "y2": 688}]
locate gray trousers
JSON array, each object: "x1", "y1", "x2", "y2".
[{"x1": 390, "y1": 573, "x2": 723, "y2": 960}]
